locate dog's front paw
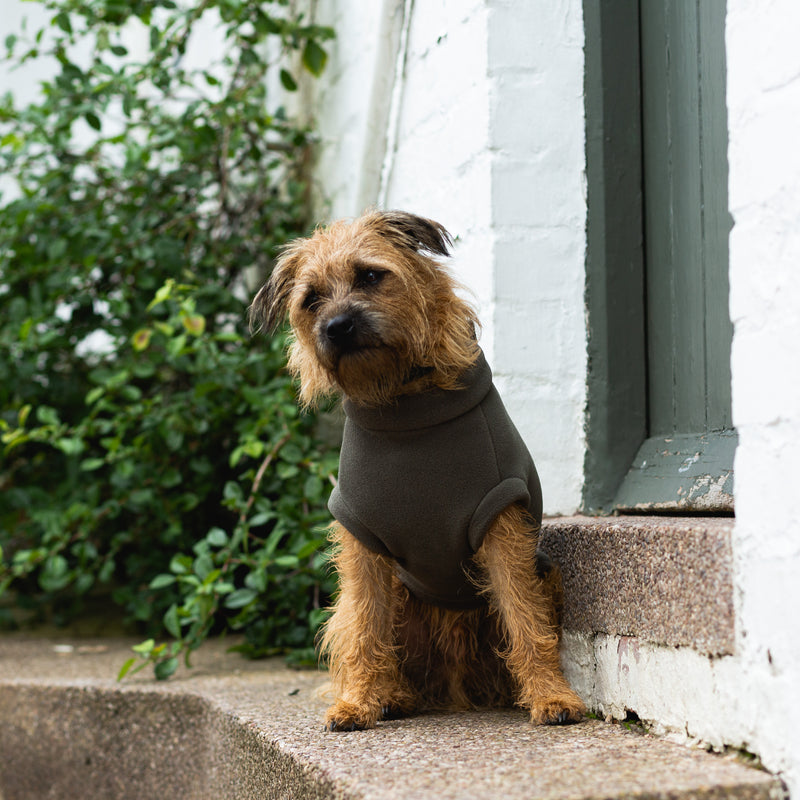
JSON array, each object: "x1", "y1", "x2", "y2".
[
  {"x1": 529, "y1": 691, "x2": 586, "y2": 726},
  {"x1": 324, "y1": 700, "x2": 380, "y2": 732}
]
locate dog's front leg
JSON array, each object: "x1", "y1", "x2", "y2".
[
  {"x1": 474, "y1": 507, "x2": 586, "y2": 725},
  {"x1": 319, "y1": 522, "x2": 408, "y2": 731}
]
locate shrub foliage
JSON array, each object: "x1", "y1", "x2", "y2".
[{"x1": 0, "y1": 0, "x2": 337, "y2": 677}]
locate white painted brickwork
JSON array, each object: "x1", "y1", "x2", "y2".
[
  {"x1": 310, "y1": 0, "x2": 588, "y2": 514},
  {"x1": 726, "y1": 0, "x2": 800, "y2": 788}
]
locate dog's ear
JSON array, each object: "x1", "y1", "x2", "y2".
[
  {"x1": 248, "y1": 242, "x2": 304, "y2": 332},
  {"x1": 371, "y1": 210, "x2": 453, "y2": 257}
]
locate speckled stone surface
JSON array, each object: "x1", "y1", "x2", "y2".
[
  {"x1": 540, "y1": 516, "x2": 735, "y2": 655},
  {"x1": 0, "y1": 636, "x2": 782, "y2": 800}
]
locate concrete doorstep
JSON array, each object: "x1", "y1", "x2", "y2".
[{"x1": 0, "y1": 636, "x2": 785, "y2": 800}]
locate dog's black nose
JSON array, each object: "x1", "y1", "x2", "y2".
[{"x1": 325, "y1": 314, "x2": 357, "y2": 348}]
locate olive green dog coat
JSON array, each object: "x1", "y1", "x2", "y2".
[{"x1": 328, "y1": 350, "x2": 542, "y2": 609}]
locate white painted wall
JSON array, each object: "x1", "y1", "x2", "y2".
[
  {"x1": 309, "y1": 0, "x2": 588, "y2": 514},
  {"x1": 726, "y1": 0, "x2": 800, "y2": 788},
  {"x1": 485, "y1": 1, "x2": 586, "y2": 517}
]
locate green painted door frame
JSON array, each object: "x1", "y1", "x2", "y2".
[{"x1": 583, "y1": 0, "x2": 735, "y2": 514}]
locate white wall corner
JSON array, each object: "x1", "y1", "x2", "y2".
[{"x1": 725, "y1": 0, "x2": 800, "y2": 792}]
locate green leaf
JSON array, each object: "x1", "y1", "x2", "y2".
[
  {"x1": 245, "y1": 570, "x2": 267, "y2": 593},
  {"x1": 303, "y1": 474, "x2": 323, "y2": 500},
  {"x1": 302, "y1": 40, "x2": 327, "y2": 77},
  {"x1": 132, "y1": 328, "x2": 152, "y2": 350},
  {"x1": 110, "y1": 45, "x2": 128, "y2": 57},
  {"x1": 117, "y1": 657, "x2": 138, "y2": 681},
  {"x1": 80, "y1": 457, "x2": 105, "y2": 471},
  {"x1": 163, "y1": 604, "x2": 181, "y2": 638},
  {"x1": 56, "y1": 438, "x2": 85, "y2": 455},
  {"x1": 243, "y1": 440, "x2": 266, "y2": 459},
  {"x1": 54, "y1": 12, "x2": 72, "y2": 34},
  {"x1": 74, "y1": 572, "x2": 94, "y2": 595},
  {"x1": 159, "y1": 468, "x2": 181, "y2": 488},
  {"x1": 248, "y1": 511, "x2": 273, "y2": 527},
  {"x1": 277, "y1": 463, "x2": 299, "y2": 480},
  {"x1": 206, "y1": 528, "x2": 228, "y2": 547},
  {"x1": 280, "y1": 69, "x2": 298, "y2": 91},
  {"x1": 36, "y1": 406, "x2": 60, "y2": 426},
  {"x1": 2, "y1": 429, "x2": 28, "y2": 453},
  {"x1": 85, "y1": 386, "x2": 105, "y2": 404},
  {"x1": 170, "y1": 554, "x2": 192, "y2": 575},
  {"x1": 149, "y1": 573, "x2": 176, "y2": 589},
  {"x1": 98, "y1": 559, "x2": 115, "y2": 584},
  {"x1": 280, "y1": 442, "x2": 303, "y2": 463},
  {"x1": 85, "y1": 112, "x2": 102, "y2": 131},
  {"x1": 167, "y1": 333, "x2": 187, "y2": 357},
  {"x1": 39, "y1": 555, "x2": 70, "y2": 592},
  {"x1": 224, "y1": 588, "x2": 258, "y2": 609},
  {"x1": 181, "y1": 313, "x2": 205, "y2": 336},
  {"x1": 147, "y1": 280, "x2": 174, "y2": 310},
  {"x1": 153, "y1": 321, "x2": 174, "y2": 336},
  {"x1": 154, "y1": 656, "x2": 179, "y2": 681},
  {"x1": 132, "y1": 639, "x2": 155, "y2": 655},
  {"x1": 193, "y1": 554, "x2": 214, "y2": 581},
  {"x1": 163, "y1": 427, "x2": 184, "y2": 452},
  {"x1": 229, "y1": 445, "x2": 245, "y2": 467},
  {"x1": 296, "y1": 538, "x2": 324, "y2": 560},
  {"x1": 17, "y1": 404, "x2": 32, "y2": 427}
]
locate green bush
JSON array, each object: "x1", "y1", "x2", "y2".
[{"x1": 0, "y1": 0, "x2": 337, "y2": 678}]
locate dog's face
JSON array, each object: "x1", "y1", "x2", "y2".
[{"x1": 250, "y1": 210, "x2": 479, "y2": 407}]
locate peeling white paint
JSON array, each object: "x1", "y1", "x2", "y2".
[{"x1": 685, "y1": 473, "x2": 733, "y2": 510}]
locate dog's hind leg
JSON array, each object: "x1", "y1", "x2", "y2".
[
  {"x1": 474, "y1": 506, "x2": 586, "y2": 725},
  {"x1": 318, "y1": 523, "x2": 417, "y2": 730}
]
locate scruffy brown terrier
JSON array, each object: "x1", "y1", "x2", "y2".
[{"x1": 250, "y1": 210, "x2": 586, "y2": 731}]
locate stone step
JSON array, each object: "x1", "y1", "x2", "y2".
[
  {"x1": 0, "y1": 637, "x2": 783, "y2": 800},
  {"x1": 540, "y1": 516, "x2": 735, "y2": 655}
]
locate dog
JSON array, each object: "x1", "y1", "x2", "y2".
[{"x1": 250, "y1": 210, "x2": 586, "y2": 731}]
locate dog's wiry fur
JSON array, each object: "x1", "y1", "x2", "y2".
[
  {"x1": 250, "y1": 210, "x2": 479, "y2": 408},
  {"x1": 250, "y1": 210, "x2": 586, "y2": 730}
]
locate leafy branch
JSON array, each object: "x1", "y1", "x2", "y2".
[{"x1": 0, "y1": 0, "x2": 337, "y2": 677}]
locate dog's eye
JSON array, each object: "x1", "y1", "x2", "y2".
[
  {"x1": 302, "y1": 289, "x2": 321, "y2": 312},
  {"x1": 355, "y1": 268, "x2": 386, "y2": 289}
]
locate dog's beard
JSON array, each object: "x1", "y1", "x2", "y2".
[
  {"x1": 338, "y1": 348, "x2": 402, "y2": 404},
  {"x1": 321, "y1": 343, "x2": 410, "y2": 406}
]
